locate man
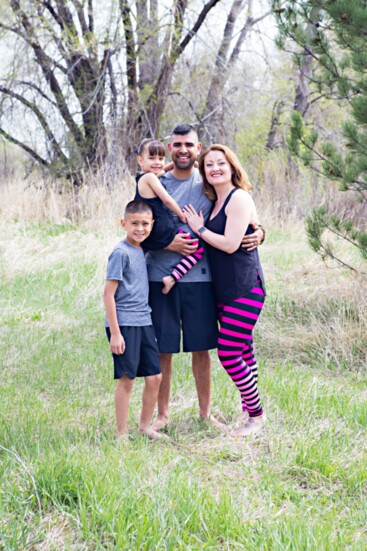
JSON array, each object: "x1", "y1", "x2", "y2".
[{"x1": 146, "y1": 124, "x2": 263, "y2": 431}]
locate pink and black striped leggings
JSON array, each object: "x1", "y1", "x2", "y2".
[{"x1": 217, "y1": 280, "x2": 265, "y2": 418}]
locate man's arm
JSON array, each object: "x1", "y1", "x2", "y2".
[
  {"x1": 241, "y1": 224, "x2": 265, "y2": 251},
  {"x1": 103, "y1": 280, "x2": 125, "y2": 354}
]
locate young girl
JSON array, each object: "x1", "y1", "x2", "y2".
[{"x1": 134, "y1": 138, "x2": 204, "y2": 294}]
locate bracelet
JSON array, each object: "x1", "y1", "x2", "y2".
[{"x1": 258, "y1": 225, "x2": 266, "y2": 244}]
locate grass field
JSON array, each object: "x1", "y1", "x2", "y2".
[{"x1": 0, "y1": 196, "x2": 366, "y2": 550}]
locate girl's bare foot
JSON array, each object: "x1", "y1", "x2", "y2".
[
  {"x1": 139, "y1": 427, "x2": 171, "y2": 441},
  {"x1": 162, "y1": 275, "x2": 176, "y2": 295}
]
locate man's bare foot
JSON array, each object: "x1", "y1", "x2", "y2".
[
  {"x1": 162, "y1": 275, "x2": 176, "y2": 295},
  {"x1": 202, "y1": 415, "x2": 228, "y2": 432},
  {"x1": 234, "y1": 414, "x2": 266, "y2": 437},
  {"x1": 151, "y1": 416, "x2": 169, "y2": 432},
  {"x1": 139, "y1": 427, "x2": 171, "y2": 441}
]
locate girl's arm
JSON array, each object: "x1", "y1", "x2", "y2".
[
  {"x1": 103, "y1": 280, "x2": 125, "y2": 354},
  {"x1": 140, "y1": 173, "x2": 186, "y2": 223},
  {"x1": 183, "y1": 190, "x2": 255, "y2": 254}
]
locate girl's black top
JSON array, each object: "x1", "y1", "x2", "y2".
[{"x1": 134, "y1": 173, "x2": 177, "y2": 250}]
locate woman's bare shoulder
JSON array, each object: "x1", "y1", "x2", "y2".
[{"x1": 230, "y1": 188, "x2": 254, "y2": 206}]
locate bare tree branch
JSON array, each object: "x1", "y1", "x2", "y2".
[
  {"x1": 177, "y1": 0, "x2": 221, "y2": 56},
  {"x1": 0, "y1": 84, "x2": 66, "y2": 160},
  {"x1": 0, "y1": 126, "x2": 48, "y2": 166}
]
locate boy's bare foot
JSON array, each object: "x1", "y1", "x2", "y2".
[
  {"x1": 139, "y1": 427, "x2": 171, "y2": 441},
  {"x1": 151, "y1": 416, "x2": 169, "y2": 431},
  {"x1": 115, "y1": 432, "x2": 129, "y2": 443},
  {"x1": 162, "y1": 275, "x2": 176, "y2": 295},
  {"x1": 234, "y1": 414, "x2": 266, "y2": 437}
]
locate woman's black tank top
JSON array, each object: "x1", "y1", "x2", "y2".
[{"x1": 206, "y1": 188, "x2": 266, "y2": 303}]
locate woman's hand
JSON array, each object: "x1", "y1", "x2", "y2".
[{"x1": 182, "y1": 204, "x2": 205, "y2": 234}]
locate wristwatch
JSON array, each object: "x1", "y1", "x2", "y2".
[{"x1": 197, "y1": 226, "x2": 207, "y2": 234}]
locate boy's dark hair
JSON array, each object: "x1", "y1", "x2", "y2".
[
  {"x1": 171, "y1": 124, "x2": 197, "y2": 136},
  {"x1": 137, "y1": 138, "x2": 166, "y2": 157},
  {"x1": 124, "y1": 200, "x2": 153, "y2": 217}
]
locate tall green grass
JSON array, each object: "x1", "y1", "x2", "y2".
[{"x1": 1, "y1": 218, "x2": 366, "y2": 550}]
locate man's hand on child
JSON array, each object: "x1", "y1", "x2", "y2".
[
  {"x1": 166, "y1": 232, "x2": 199, "y2": 255},
  {"x1": 110, "y1": 333, "x2": 125, "y2": 355}
]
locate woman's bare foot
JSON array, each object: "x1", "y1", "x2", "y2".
[
  {"x1": 151, "y1": 416, "x2": 169, "y2": 432},
  {"x1": 237, "y1": 410, "x2": 249, "y2": 423},
  {"x1": 139, "y1": 427, "x2": 171, "y2": 441},
  {"x1": 162, "y1": 275, "x2": 176, "y2": 295},
  {"x1": 234, "y1": 414, "x2": 266, "y2": 437}
]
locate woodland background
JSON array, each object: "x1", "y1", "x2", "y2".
[{"x1": 0, "y1": 1, "x2": 366, "y2": 549}]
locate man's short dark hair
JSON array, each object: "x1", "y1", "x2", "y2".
[
  {"x1": 124, "y1": 200, "x2": 153, "y2": 218},
  {"x1": 171, "y1": 124, "x2": 198, "y2": 137}
]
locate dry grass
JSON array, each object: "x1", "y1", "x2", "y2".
[
  {"x1": 0, "y1": 175, "x2": 135, "y2": 230},
  {"x1": 260, "y1": 224, "x2": 367, "y2": 370},
  {"x1": 1, "y1": 173, "x2": 366, "y2": 374}
]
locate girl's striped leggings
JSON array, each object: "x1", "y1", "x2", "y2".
[
  {"x1": 217, "y1": 280, "x2": 265, "y2": 418},
  {"x1": 170, "y1": 230, "x2": 204, "y2": 282}
]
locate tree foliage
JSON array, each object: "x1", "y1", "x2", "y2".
[{"x1": 273, "y1": 0, "x2": 367, "y2": 269}]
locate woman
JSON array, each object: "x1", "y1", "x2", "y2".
[{"x1": 183, "y1": 144, "x2": 266, "y2": 436}]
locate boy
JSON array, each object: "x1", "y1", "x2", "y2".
[{"x1": 104, "y1": 200, "x2": 164, "y2": 440}]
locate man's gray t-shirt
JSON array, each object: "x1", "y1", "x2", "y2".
[
  {"x1": 105, "y1": 240, "x2": 152, "y2": 326},
  {"x1": 146, "y1": 169, "x2": 213, "y2": 282}
]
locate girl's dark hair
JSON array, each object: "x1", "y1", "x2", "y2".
[{"x1": 137, "y1": 138, "x2": 166, "y2": 157}]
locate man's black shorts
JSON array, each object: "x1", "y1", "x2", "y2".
[
  {"x1": 149, "y1": 282, "x2": 218, "y2": 353},
  {"x1": 106, "y1": 325, "x2": 161, "y2": 379}
]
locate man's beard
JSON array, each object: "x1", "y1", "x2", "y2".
[{"x1": 174, "y1": 157, "x2": 196, "y2": 170}]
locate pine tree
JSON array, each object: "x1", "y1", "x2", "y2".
[{"x1": 273, "y1": 0, "x2": 367, "y2": 269}]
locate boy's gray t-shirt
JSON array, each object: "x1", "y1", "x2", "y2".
[
  {"x1": 105, "y1": 240, "x2": 152, "y2": 327},
  {"x1": 146, "y1": 169, "x2": 213, "y2": 282}
]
